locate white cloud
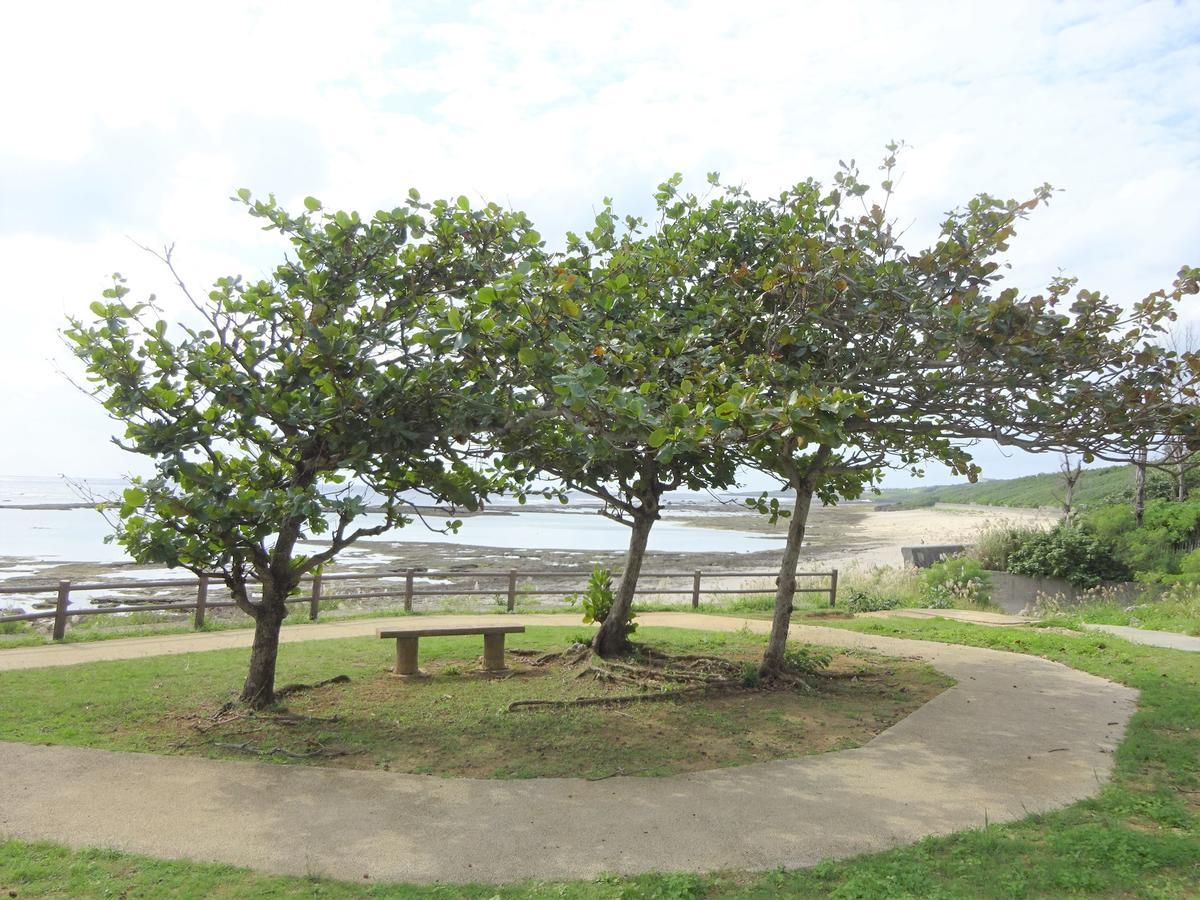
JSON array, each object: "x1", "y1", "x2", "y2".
[{"x1": 0, "y1": 0, "x2": 1197, "y2": 484}]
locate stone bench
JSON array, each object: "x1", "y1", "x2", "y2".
[{"x1": 378, "y1": 624, "x2": 526, "y2": 677}]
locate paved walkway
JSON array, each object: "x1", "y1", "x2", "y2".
[
  {"x1": 863, "y1": 608, "x2": 1035, "y2": 627},
  {"x1": 864, "y1": 608, "x2": 1200, "y2": 653},
  {"x1": 1080, "y1": 622, "x2": 1200, "y2": 652},
  {"x1": 0, "y1": 612, "x2": 1136, "y2": 885}
]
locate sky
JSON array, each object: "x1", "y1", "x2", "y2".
[{"x1": 1, "y1": 0, "x2": 1198, "y2": 490}]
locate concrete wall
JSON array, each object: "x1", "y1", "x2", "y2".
[
  {"x1": 985, "y1": 571, "x2": 1143, "y2": 615},
  {"x1": 901, "y1": 545, "x2": 966, "y2": 568}
]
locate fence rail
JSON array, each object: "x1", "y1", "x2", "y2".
[{"x1": 0, "y1": 567, "x2": 838, "y2": 639}]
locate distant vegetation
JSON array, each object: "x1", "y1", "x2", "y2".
[{"x1": 879, "y1": 465, "x2": 1135, "y2": 510}]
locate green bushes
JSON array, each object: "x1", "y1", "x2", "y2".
[
  {"x1": 1082, "y1": 498, "x2": 1200, "y2": 581},
  {"x1": 920, "y1": 556, "x2": 991, "y2": 607},
  {"x1": 843, "y1": 591, "x2": 901, "y2": 613},
  {"x1": 839, "y1": 565, "x2": 924, "y2": 607},
  {"x1": 1006, "y1": 523, "x2": 1130, "y2": 587},
  {"x1": 969, "y1": 522, "x2": 1042, "y2": 571}
]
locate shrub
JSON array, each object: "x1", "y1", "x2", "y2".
[
  {"x1": 1082, "y1": 499, "x2": 1200, "y2": 578},
  {"x1": 969, "y1": 523, "x2": 1042, "y2": 571},
  {"x1": 843, "y1": 591, "x2": 900, "y2": 613},
  {"x1": 921, "y1": 555, "x2": 991, "y2": 607},
  {"x1": 1006, "y1": 523, "x2": 1129, "y2": 587},
  {"x1": 839, "y1": 565, "x2": 924, "y2": 607}
]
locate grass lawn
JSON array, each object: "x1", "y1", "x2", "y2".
[
  {"x1": 0, "y1": 625, "x2": 947, "y2": 779},
  {"x1": 1, "y1": 617, "x2": 1197, "y2": 897}
]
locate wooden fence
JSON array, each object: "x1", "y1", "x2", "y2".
[{"x1": 0, "y1": 568, "x2": 838, "y2": 640}]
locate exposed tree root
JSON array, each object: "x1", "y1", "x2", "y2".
[
  {"x1": 530, "y1": 644, "x2": 591, "y2": 667},
  {"x1": 506, "y1": 683, "x2": 738, "y2": 712},
  {"x1": 758, "y1": 669, "x2": 814, "y2": 692},
  {"x1": 275, "y1": 674, "x2": 351, "y2": 699},
  {"x1": 214, "y1": 740, "x2": 346, "y2": 759}
]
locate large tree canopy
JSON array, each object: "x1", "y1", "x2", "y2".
[
  {"x1": 631, "y1": 151, "x2": 1199, "y2": 673},
  {"x1": 452, "y1": 193, "x2": 744, "y2": 655},
  {"x1": 66, "y1": 190, "x2": 539, "y2": 706}
]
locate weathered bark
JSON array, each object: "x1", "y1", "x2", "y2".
[
  {"x1": 593, "y1": 506, "x2": 656, "y2": 657},
  {"x1": 239, "y1": 583, "x2": 288, "y2": 709},
  {"x1": 1133, "y1": 448, "x2": 1147, "y2": 527},
  {"x1": 760, "y1": 480, "x2": 816, "y2": 676},
  {"x1": 1059, "y1": 454, "x2": 1083, "y2": 519}
]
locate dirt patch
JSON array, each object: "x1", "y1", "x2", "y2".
[{"x1": 158, "y1": 644, "x2": 953, "y2": 779}]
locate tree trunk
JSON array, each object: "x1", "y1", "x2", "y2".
[
  {"x1": 593, "y1": 509, "x2": 655, "y2": 657},
  {"x1": 1133, "y1": 448, "x2": 1147, "y2": 527},
  {"x1": 760, "y1": 481, "x2": 816, "y2": 676},
  {"x1": 240, "y1": 586, "x2": 287, "y2": 709},
  {"x1": 1177, "y1": 441, "x2": 1189, "y2": 502}
]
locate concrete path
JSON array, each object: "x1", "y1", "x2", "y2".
[
  {"x1": 0, "y1": 613, "x2": 1136, "y2": 885},
  {"x1": 862, "y1": 608, "x2": 1034, "y2": 626},
  {"x1": 0, "y1": 613, "x2": 578, "y2": 671},
  {"x1": 1080, "y1": 622, "x2": 1200, "y2": 652}
]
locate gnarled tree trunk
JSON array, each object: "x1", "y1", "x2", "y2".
[
  {"x1": 760, "y1": 480, "x2": 816, "y2": 676},
  {"x1": 239, "y1": 580, "x2": 289, "y2": 709},
  {"x1": 593, "y1": 506, "x2": 656, "y2": 657},
  {"x1": 1133, "y1": 447, "x2": 1147, "y2": 527}
]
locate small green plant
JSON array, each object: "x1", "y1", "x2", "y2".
[
  {"x1": 569, "y1": 567, "x2": 637, "y2": 637},
  {"x1": 921, "y1": 555, "x2": 991, "y2": 607},
  {"x1": 0, "y1": 621, "x2": 30, "y2": 636},
  {"x1": 782, "y1": 645, "x2": 832, "y2": 675},
  {"x1": 739, "y1": 661, "x2": 762, "y2": 687}
]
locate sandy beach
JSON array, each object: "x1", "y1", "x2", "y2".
[{"x1": 0, "y1": 502, "x2": 1059, "y2": 618}]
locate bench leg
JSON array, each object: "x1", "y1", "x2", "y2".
[
  {"x1": 393, "y1": 636, "x2": 420, "y2": 676},
  {"x1": 482, "y1": 633, "x2": 507, "y2": 672}
]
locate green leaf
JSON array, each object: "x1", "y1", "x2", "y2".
[
  {"x1": 648, "y1": 427, "x2": 670, "y2": 448},
  {"x1": 517, "y1": 347, "x2": 537, "y2": 366},
  {"x1": 304, "y1": 196, "x2": 322, "y2": 211}
]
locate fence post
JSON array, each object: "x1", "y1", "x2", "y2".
[
  {"x1": 404, "y1": 568, "x2": 415, "y2": 612},
  {"x1": 829, "y1": 569, "x2": 839, "y2": 608},
  {"x1": 507, "y1": 569, "x2": 518, "y2": 612},
  {"x1": 194, "y1": 576, "x2": 209, "y2": 630},
  {"x1": 309, "y1": 571, "x2": 323, "y2": 621},
  {"x1": 691, "y1": 570, "x2": 702, "y2": 608},
  {"x1": 52, "y1": 580, "x2": 71, "y2": 641}
]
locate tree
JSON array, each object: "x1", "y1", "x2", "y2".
[
  {"x1": 1060, "y1": 453, "x2": 1084, "y2": 518},
  {"x1": 65, "y1": 190, "x2": 538, "y2": 706},
  {"x1": 1165, "y1": 324, "x2": 1200, "y2": 501},
  {"x1": 454, "y1": 191, "x2": 744, "y2": 656},
  {"x1": 659, "y1": 151, "x2": 1197, "y2": 675}
]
